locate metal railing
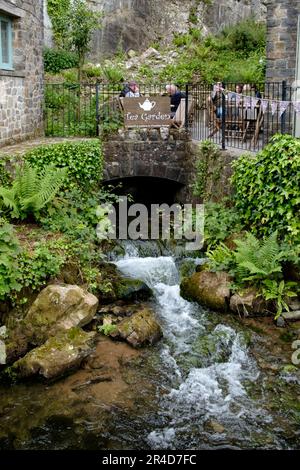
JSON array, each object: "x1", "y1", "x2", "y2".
[
  {"x1": 190, "y1": 81, "x2": 294, "y2": 151},
  {"x1": 44, "y1": 81, "x2": 295, "y2": 151}
]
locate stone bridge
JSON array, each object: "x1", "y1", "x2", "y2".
[{"x1": 103, "y1": 128, "x2": 195, "y2": 201}]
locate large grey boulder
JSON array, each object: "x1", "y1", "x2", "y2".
[
  {"x1": 24, "y1": 285, "x2": 98, "y2": 345},
  {"x1": 111, "y1": 308, "x2": 163, "y2": 347},
  {"x1": 12, "y1": 328, "x2": 97, "y2": 380},
  {"x1": 180, "y1": 271, "x2": 231, "y2": 311}
]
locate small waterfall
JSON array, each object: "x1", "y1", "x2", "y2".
[{"x1": 114, "y1": 241, "x2": 274, "y2": 449}]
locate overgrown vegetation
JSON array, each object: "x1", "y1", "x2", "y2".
[
  {"x1": 160, "y1": 18, "x2": 266, "y2": 84},
  {"x1": 44, "y1": 48, "x2": 79, "y2": 74},
  {"x1": 0, "y1": 140, "x2": 114, "y2": 306},
  {"x1": 47, "y1": 0, "x2": 101, "y2": 81},
  {"x1": 0, "y1": 220, "x2": 22, "y2": 301},
  {"x1": 200, "y1": 134, "x2": 300, "y2": 319},
  {"x1": 231, "y1": 134, "x2": 300, "y2": 246},
  {"x1": 24, "y1": 140, "x2": 103, "y2": 192},
  {"x1": 0, "y1": 163, "x2": 67, "y2": 220},
  {"x1": 207, "y1": 232, "x2": 298, "y2": 318}
]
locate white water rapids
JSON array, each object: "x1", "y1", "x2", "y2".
[{"x1": 114, "y1": 243, "x2": 276, "y2": 449}]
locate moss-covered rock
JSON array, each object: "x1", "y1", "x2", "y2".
[
  {"x1": 12, "y1": 328, "x2": 96, "y2": 380},
  {"x1": 115, "y1": 278, "x2": 152, "y2": 301},
  {"x1": 24, "y1": 285, "x2": 98, "y2": 346},
  {"x1": 112, "y1": 308, "x2": 163, "y2": 347},
  {"x1": 180, "y1": 271, "x2": 231, "y2": 311},
  {"x1": 97, "y1": 262, "x2": 152, "y2": 303}
]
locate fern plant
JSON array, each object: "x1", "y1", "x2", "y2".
[
  {"x1": 0, "y1": 163, "x2": 67, "y2": 220},
  {"x1": 233, "y1": 232, "x2": 282, "y2": 284}
]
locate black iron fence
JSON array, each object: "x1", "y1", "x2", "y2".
[
  {"x1": 44, "y1": 81, "x2": 295, "y2": 151},
  {"x1": 190, "y1": 81, "x2": 294, "y2": 151}
]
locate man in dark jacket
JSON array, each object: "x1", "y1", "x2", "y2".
[{"x1": 166, "y1": 84, "x2": 186, "y2": 116}]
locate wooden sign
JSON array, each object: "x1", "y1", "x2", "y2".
[{"x1": 123, "y1": 96, "x2": 172, "y2": 127}]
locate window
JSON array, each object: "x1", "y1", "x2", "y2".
[{"x1": 0, "y1": 15, "x2": 13, "y2": 70}]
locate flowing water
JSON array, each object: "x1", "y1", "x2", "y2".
[{"x1": 0, "y1": 241, "x2": 299, "y2": 449}]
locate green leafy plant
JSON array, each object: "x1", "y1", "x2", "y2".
[
  {"x1": 102, "y1": 65, "x2": 124, "y2": 83},
  {"x1": 24, "y1": 140, "x2": 103, "y2": 192},
  {"x1": 0, "y1": 220, "x2": 22, "y2": 300},
  {"x1": 0, "y1": 159, "x2": 10, "y2": 187},
  {"x1": 17, "y1": 244, "x2": 65, "y2": 292},
  {"x1": 82, "y1": 63, "x2": 102, "y2": 79},
  {"x1": 44, "y1": 48, "x2": 79, "y2": 74},
  {"x1": 204, "y1": 201, "x2": 242, "y2": 249},
  {"x1": 47, "y1": 0, "x2": 71, "y2": 49},
  {"x1": 261, "y1": 279, "x2": 297, "y2": 320},
  {"x1": 0, "y1": 163, "x2": 67, "y2": 220},
  {"x1": 231, "y1": 134, "x2": 300, "y2": 245},
  {"x1": 98, "y1": 323, "x2": 117, "y2": 336},
  {"x1": 207, "y1": 242, "x2": 235, "y2": 273},
  {"x1": 207, "y1": 231, "x2": 298, "y2": 318},
  {"x1": 69, "y1": 0, "x2": 102, "y2": 81},
  {"x1": 233, "y1": 232, "x2": 283, "y2": 284}
]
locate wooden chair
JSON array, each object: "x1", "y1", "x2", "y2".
[{"x1": 206, "y1": 96, "x2": 221, "y2": 137}]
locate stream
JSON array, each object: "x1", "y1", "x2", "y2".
[{"x1": 0, "y1": 241, "x2": 299, "y2": 449}]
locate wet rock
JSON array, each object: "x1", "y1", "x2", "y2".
[
  {"x1": 288, "y1": 298, "x2": 300, "y2": 312},
  {"x1": 230, "y1": 288, "x2": 269, "y2": 317},
  {"x1": 180, "y1": 271, "x2": 231, "y2": 311},
  {"x1": 204, "y1": 419, "x2": 225, "y2": 434},
  {"x1": 24, "y1": 285, "x2": 98, "y2": 346},
  {"x1": 12, "y1": 328, "x2": 97, "y2": 380},
  {"x1": 97, "y1": 263, "x2": 152, "y2": 303},
  {"x1": 0, "y1": 340, "x2": 5, "y2": 365},
  {"x1": 276, "y1": 317, "x2": 286, "y2": 328},
  {"x1": 98, "y1": 303, "x2": 135, "y2": 318},
  {"x1": 112, "y1": 308, "x2": 163, "y2": 347},
  {"x1": 282, "y1": 311, "x2": 300, "y2": 321},
  {"x1": 116, "y1": 278, "x2": 152, "y2": 301}
]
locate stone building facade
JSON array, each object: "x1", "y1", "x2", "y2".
[
  {"x1": 266, "y1": 0, "x2": 300, "y2": 83},
  {"x1": 0, "y1": 0, "x2": 44, "y2": 147}
]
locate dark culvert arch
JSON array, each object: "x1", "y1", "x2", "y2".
[{"x1": 102, "y1": 176, "x2": 185, "y2": 206}]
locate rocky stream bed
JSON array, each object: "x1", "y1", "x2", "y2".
[{"x1": 0, "y1": 241, "x2": 299, "y2": 450}]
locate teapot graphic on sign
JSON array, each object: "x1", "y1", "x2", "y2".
[{"x1": 139, "y1": 98, "x2": 156, "y2": 111}]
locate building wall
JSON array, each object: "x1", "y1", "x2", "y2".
[
  {"x1": 0, "y1": 0, "x2": 44, "y2": 147},
  {"x1": 266, "y1": 0, "x2": 300, "y2": 83}
]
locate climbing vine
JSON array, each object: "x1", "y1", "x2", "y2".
[
  {"x1": 192, "y1": 140, "x2": 221, "y2": 201},
  {"x1": 47, "y1": 0, "x2": 71, "y2": 49}
]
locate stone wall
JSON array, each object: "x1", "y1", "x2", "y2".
[
  {"x1": 103, "y1": 128, "x2": 195, "y2": 201},
  {"x1": 0, "y1": 0, "x2": 44, "y2": 147},
  {"x1": 266, "y1": 0, "x2": 300, "y2": 83}
]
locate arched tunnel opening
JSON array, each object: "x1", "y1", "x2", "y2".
[{"x1": 102, "y1": 176, "x2": 185, "y2": 207}]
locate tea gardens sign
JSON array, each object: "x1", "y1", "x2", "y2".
[{"x1": 123, "y1": 97, "x2": 172, "y2": 127}]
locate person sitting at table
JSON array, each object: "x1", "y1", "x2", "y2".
[
  {"x1": 166, "y1": 84, "x2": 186, "y2": 117},
  {"x1": 120, "y1": 81, "x2": 140, "y2": 97}
]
